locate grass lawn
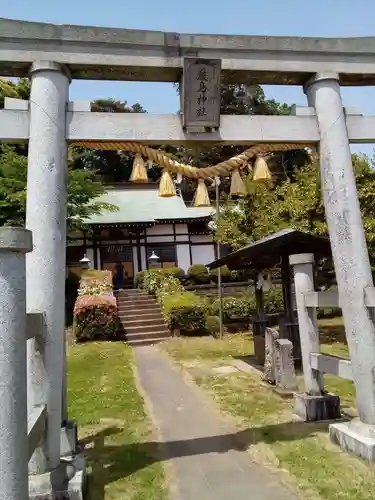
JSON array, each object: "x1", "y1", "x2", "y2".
[
  {"x1": 162, "y1": 329, "x2": 375, "y2": 500},
  {"x1": 68, "y1": 342, "x2": 167, "y2": 500}
]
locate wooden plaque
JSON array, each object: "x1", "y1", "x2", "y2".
[{"x1": 182, "y1": 58, "x2": 221, "y2": 130}]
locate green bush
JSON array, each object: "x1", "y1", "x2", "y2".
[
  {"x1": 187, "y1": 264, "x2": 210, "y2": 284},
  {"x1": 205, "y1": 315, "x2": 222, "y2": 335},
  {"x1": 156, "y1": 275, "x2": 184, "y2": 304},
  {"x1": 264, "y1": 287, "x2": 284, "y2": 314},
  {"x1": 209, "y1": 265, "x2": 231, "y2": 283},
  {"x1": 230, "y1": 269, "x2": 252, "y2": 282},
  {"x1": 211, "y1": 296, "x2": 254, "y2": 323},
  {"x1": 163, "y1": 291, "x2": 206, "y2": 333},
  {"x1": 163, "y1": 267, "x2": 185, "y2": 280},
  {"x1": 78, "y1": 270, "x2": 112, "y2": 296},
  {"x1": 135, "y1": 270, "x2": 146, "y2": 288},
  {"x1": 73, "y1": 270, "x2": 120, "y2": 341},
  {"x1": 142, "y1": 269, "x2": 165, "y2": 294},
  {"x1": 73, "y1": 294, "x2": 120, "y2": 341}
]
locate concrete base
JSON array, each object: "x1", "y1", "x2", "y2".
[
  {"x1": 329, "y1": 418, "x2": 375, "y2": 462},
  {"x1": 61, "y1": 420, "x2": 78, "y2": 457},
  {"x1": 29, "y1": 455, "x2": 86, "y2": 500},
  {"x1": 294, "y1": 392, "x2": 341, "y2": 422}
]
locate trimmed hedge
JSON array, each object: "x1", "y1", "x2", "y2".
[
  {"x1": 141, "y1": 268, "x2": 205, "y2": 334},
  {"x1": 163, "y1": 267, "x2": 185, "y2": 280},
  {"x1": 135, "y1": 267, "x2": 185, "y2": 289},
  {"x1": 73, "y1": 294, "x2": 120, "y2": 341},
  {"x1": 209, "y1": 265, "x2": 231, "y2": 283},
  {"x1": 163, "y1": 291, "x2": 206, "y2": 333},
  {"x1": 134, "y1": 270, "x2": 146, "y2": 288},
  {"x1": 209, "y1": 287, "x2": 284, "y2": 323},
  {"x1": 73, "y1": 270, "x2": 119, "y2": 341},
  {"x1": 187, "y1": 264, "x2": 210, "y2": 284},
  {"x1": 205, "y1": 315, "x2": 222, "y2": 335},
  {"x1": 211, "y1": 296, "x2": 254, "y2": 323}
]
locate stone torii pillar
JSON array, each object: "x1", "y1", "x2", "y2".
[
  {"x1": 305, "y1": 72, "x2": 375, "y2": 457},
  {"x1": 26, "y1": 61, "x2": 70, "y2": 471}
]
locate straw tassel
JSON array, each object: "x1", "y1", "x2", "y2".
[
  {"x1": 253, "y1": 156, "x2": 271, "y2": 182},
  {"x1": 130, "y1": 153, "x2": 148, "y2": 182},
  {"x1": 194, "y1": 179, "x2": 211, "y2": 207},
  {"x1": 159, "y1": 169, "x2": 176, "y2": 197},
  {"x1": 230, "y1": 168, "x2": 247, "y2": 196}
]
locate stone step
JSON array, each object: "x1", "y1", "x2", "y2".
[
  {"x1": 122, "y1": 323, "x2": 169, "y2": 334},
  {"x1": 121, "y1": 317, "x2": 166, "y2": 327},
  {"x1": 120, "y1": 312, "x2": 164, "y2": 322},
  {"x1": 125, "y1": 330, "x2": 170, "y2": 342},
  {"x1": 118, "y1": 291, "x2": 148, "y2": 298},
  {"x1": 118, "y1": 307, "x2": 162, "y2": 316},
  {"x1": 118, "y1": 302, "x2": 159, "y2": 311},
  {"x1": 127, "y1": 337, "x2": 169, "y2": 347},
  {"x1": 118, "y1": 298, "x2": 157, "y2": 306}
]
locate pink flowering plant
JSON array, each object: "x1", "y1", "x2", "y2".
[
  {"x1": 73, "y1": 270, "x2": 120, "y2": 341},
  {"x1": 73, "y1": 294, "x2": 120, "y2": 341}
]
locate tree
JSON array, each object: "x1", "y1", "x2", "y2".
[
  {"x1": 0, "y1": 145, "x2": 117, "y2": 232},
  {"x1": 82, "y1": 98, "x2": 151, "y2": 183},
  {"x1": 0, "y1": 77, "x2": 30, "y2": 107},
  {"x1": 214, "y1": 154, "x2": 375, "y2": 263}
]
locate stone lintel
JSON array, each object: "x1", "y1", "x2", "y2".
[
  {"x1": 329, "y1": 418, "x2": 375, "y2": 462},
  {"x1": 3, "y1": 19, "x2": 375, "y2": 84},
  {"x1": 2, "y1": 109, "x2": 375, "y2": 144}
]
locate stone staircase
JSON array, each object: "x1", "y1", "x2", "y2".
[{"x1": 116, "y1": 289, "x2": 171, "y2": 346}]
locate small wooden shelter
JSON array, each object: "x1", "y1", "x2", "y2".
[{"x1": 207, "y1": 228, "x2": 331, "y2": 364}]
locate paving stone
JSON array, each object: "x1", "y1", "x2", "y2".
[{"x1": 134, "y1": 346, "x2": 297, "y2": 500}]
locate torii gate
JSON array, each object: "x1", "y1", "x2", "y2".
[{"x1": 2, "y1": 17, "x2": 375, "y2": 499}]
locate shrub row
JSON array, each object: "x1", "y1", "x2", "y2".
[
  {"x1": 141, "y1": 269, "x2": 206, "y2": 334},
  {"x1": 140, "y1": 268, "x2": 285, "y2": 335},
  {"x1": 206, "y1": 287, "x2": 284, "y2": 324},
  {"x1": 135, "y1": 265, "x2": 251, "y2": 287},
  {"x1": 73, "y1": 270, "x2": 120, "y2": 341}
]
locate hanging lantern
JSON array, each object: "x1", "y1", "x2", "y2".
[
  {"x1": 130, "y1": 153, "x2": 148, "y2": 182},
  {"x1": 230, "y1": 168, "x2": 246, "y2": 196},
  {"x1": 253, "y1": 156, "x2": 271, "y2": 182},
  {"x1": 159, "y1": 169, "x2": 176, "y2": 197},
  {"x1": 194, "y1": 179, "x2": 210, "y2": 207}
]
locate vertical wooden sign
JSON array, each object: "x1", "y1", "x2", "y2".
[{"x1": 182, "y1": 58, "x2": 221, "y2": 130}]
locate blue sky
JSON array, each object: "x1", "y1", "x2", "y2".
[{"x1": 2, "y1": 0, "x2": 375, "y2": 153}]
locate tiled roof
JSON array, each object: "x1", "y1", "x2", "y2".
[{"x1": 85, "y1": 187, "x2": 214, "y2": 225}]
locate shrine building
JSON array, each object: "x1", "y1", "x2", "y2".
[{"x1": 66, "y1": 183, "x2": 215, "y2": 283}]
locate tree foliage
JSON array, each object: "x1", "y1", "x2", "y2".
[
  {"x1": 214, "y1": 154, "x2": 375, "y2": 262},
  {"x1": 0, "y1": 77, "x2": 30, "y2": 107},
  {"x1": 0, "y1": 145, "x2": 117, "y2": 232}
]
